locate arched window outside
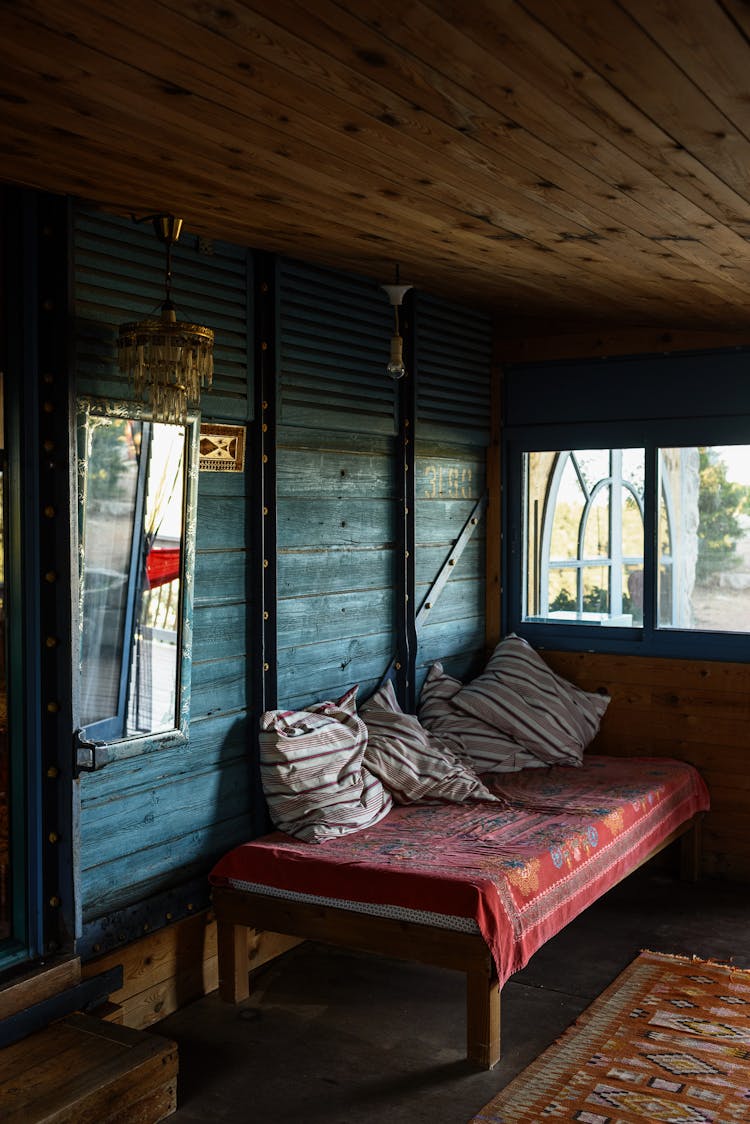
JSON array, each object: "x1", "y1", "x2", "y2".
[
  {"x1": 521, "y1": 444, "x2": 750, "y2": 640},
  {"x1": 527, "y1": 449, "x2": 646, "y2": 625}
]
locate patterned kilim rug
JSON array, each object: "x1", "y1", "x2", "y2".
[{"x1": 470, "y1": 949, "x2": 750, "y2": 1123}]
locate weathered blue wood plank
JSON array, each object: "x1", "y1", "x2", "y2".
[
  {"x1": 196, "y1": 469, "x2": 246, "y2": 499},
  {"x1": 414, "y1": 577, "x2": 485, "y2": 624},
  {"x1": 413, "y1": 498, "x2": 481, "y2": 543},
  {"x1": 414, "y1": 539, "x2": 482, "y2": 585},
  {"x1": 277, "y1": 587, "x2": 394, "y2": 646},
  {"x1": 278, "y1": 547, "x2": 394, "y2": 598},
  {"x1": 277, "y1": 632, "x2": 394, "y2": 710},
  {"x1": 80, "y1": 757, "x2": 251, "y2": 863},
  {"x1": 192, "y1": 602, "x2": 248, "y2": 660},
  {"x1": 277, "y1": 425, "x2": 393, "y2": 458},
  {"x1": 277, "y1": 499, "x2": 394, "y2": 549},
  {"x1": 80, "y1": 711, "x2": 250, "y2": 803},
  {"x1": 80, "y1": 813, "x2": 253, "y2": 922},
  {"x1": 416, "y1": 616, "x2": 486, "y2": 668},
  {"x1": 195, "y1": 496, "x2": 247, "y2": 551},
  {"x1": 194, "y1": 551, "x2": 247, "y2": 607},
  {"x1": 416, "y1": 449, "x2": 488, "y2": 503},
  {"x1": 277, "y1": 448, "x2": 393, "y2": 499},
  {"x1": 191, "y1": 656, "x2": 247, "y2": 720}
]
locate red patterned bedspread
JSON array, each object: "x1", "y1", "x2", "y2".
[{"x1": 210, "y1": 755, "x2": 709, "y2": 987}]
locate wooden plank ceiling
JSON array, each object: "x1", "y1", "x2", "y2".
[{"x1": 2, "y1": 0, "x2": 750, "y2": 332}]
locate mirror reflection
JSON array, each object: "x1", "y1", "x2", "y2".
[{"x1": 79, "y1": 406, "x2": 189, "y2": 742}]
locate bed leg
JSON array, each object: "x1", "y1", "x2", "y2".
[
  {"x1": 217, "y1": 920, "x2": 250, "y2": 1003},
  {"x1": 466, "y1": 959, "x2": 501, "y2": 1069},
  {"x1": 680, "y1": 816, "x2": 702, "y2": 883}
]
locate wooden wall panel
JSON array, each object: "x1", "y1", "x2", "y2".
[
  {"x1": 74, "y1": 208, "x2": 251, "y2": 419},
  {"x1": 414, "y1": 294, "x2": 492, "y2": 690},
  {"x1": 74, "y1": 206, "x2": 257, "y2": 941},
  {"x1": 544, "y1": 649, "x2": 750, "y2": 881},
  {"x1": 275, "y1": 259, "x2": 399, "y2": 709},
  {"x1": 275, "y1": 426, "x2": 397, "y2": 708}
]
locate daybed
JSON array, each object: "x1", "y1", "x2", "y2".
[{"x1": 210, "y1": 753, "x2": 708, "y2": 1067}]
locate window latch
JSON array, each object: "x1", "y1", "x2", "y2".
[{"x1": 73, "y1": 730, "x2": 112, "y2": 775}]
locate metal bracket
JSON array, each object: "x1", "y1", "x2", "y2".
[
  {"x1": 379, "y1": 491, "x2": 488, "y2": 688},
  {"x1": 415, "y1": 492, "x2": 488, "y2": 632},
  {"x1": 73, "y1": 731, "x2": 112, "y2": 776}
]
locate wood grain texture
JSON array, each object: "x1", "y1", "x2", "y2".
[
  {"x1": 544, "y1": 650, "x2": 750, "y2": 880},
  {"x1": 81, "y1": 910, "x2": 301, "y2": 1029},
  {"x1": 0, "y1": 1013, "x2": 177, "y2": 1123},
  {"x1": 3, "y1": 4, "x2": 750, "y2": 330},
  {"x1": 0, "y1": 957, "x2": 80, "y2": 1021}
]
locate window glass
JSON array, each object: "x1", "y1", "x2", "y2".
[
  {"x1": 582, "y1": 486, "x2": 610, "y2": 558},
  {"x1": 524, "y1": 448, "x2": 645, "y2": 626},
  {"x1": 658, "y1": 445, "x2": 750, "y2": 633},
  {"x1": 548, "y1": 454, "x2": 583, "y2": 560}
]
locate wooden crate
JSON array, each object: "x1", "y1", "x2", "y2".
[
  {"x1": 0, "y1": 1012, "x2": 177, "y2": 1123},
  {"x1": 81, "y1": 908, "x2": 301, "y2": 1029}
]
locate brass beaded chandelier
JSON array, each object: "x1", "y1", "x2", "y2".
[{"x1": 117, "y1": 216, "x2": 214, "y2": 424}]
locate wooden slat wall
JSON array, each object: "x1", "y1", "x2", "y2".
[
  {"x1": 74, "y1": 207, "x2": 257, "y2": 934},
  {"x1": 74, "y1": 209, "x2": 251, "y2": 419},
  {"x1": 276, "y1": 259, "x2": 399, "y2": 708},
  {"x1": 415, "y1": 295, "x2": 492, "y2": 689},
  {"x1": 544, "y1": 650, "x2": 750, "y2": 881}
]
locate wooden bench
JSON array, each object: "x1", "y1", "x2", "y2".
[{"x1": 213, "y1": 814, "x2": 702, "y2": 1069}]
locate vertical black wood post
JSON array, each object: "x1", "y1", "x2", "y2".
[
  {"x1": 37, "y1": 193, "x2": 76, "y2": 954},
  {"x1": 395, "y1": 291, "x2": 417, "y2": 712},
  {"x1": 249, "y1": 251, "x2": 277, "y2": 831},
  {"x1": 2, "y1": 189, "x2": 75, "y2": 957}
]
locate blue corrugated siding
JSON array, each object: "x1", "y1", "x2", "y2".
[
  {"x1": 74, "y1": 208, "x2": 251, "y2": 420},
  {"x1": 276, "y1": 259, "x2": 398, "y2": 708},
  {"x1": 74, "y1": 206, "x2": 255, "y2": 927},
  {"x1": 415, "y1": 294, "x2": 492, "y2": 689},
  {"x1": 73, "y1": 228, "x2": 493, "y2": 934}
]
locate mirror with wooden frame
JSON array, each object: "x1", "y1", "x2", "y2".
[{"x1": 76, "y1": 398, "x2": 199, "y2": 750}]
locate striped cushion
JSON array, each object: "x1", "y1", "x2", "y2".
[
  {"x1": 360, "y1": 680, "x2": 498, "y2": 804},
  {"x1": 452, "y1": 635, "x2": 610, "y2": 766},
  {"x1": 418, "y1": 662, "x2": 546, "y2": 774},
  {"x1": 259, "y1": 686, "x2": 392, "y2": 843}
]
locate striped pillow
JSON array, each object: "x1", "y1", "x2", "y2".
[
  {"x1": 452, "y1": 635, "x2": 610, "y2": 766},
  {"x1": 418, "y1": 662, "x2": 546, "y2": 774},
  {"x1": 360, "y1": 679, "x2": 498, "y2": 804},
  {"x1": 259, "y1": 686, "x2": 392, "y2": 843}
]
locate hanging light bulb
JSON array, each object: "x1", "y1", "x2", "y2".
[
  {"x1": 381, "y1": 265, "x2": 413, "y2": 380},
  {"x1": 117, "y1": 215, "x2": 214, "y2": 424}
]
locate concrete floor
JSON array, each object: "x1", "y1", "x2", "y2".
[{"x1": 157, "y1": 868, "x2": 750, "y2": 1123}]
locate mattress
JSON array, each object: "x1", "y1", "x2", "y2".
[{"x1": 210, "y1": 755, "x2": 710, "y2": 987}]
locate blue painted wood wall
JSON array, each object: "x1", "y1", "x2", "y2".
[
  {"x1": 72, "y1": 210, "x2": 493, "y2": 953},
  {"x1": 74, "y1": 210, "x2": 256, "y2": 947}
]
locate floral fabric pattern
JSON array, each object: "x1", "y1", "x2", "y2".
[{"x1": 211, "y1": 755, "x2": 710, "y2": 987}]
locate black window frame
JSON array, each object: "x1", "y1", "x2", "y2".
[{"x1": 502, "y1": 349, "x2": 750, "y2": 663}]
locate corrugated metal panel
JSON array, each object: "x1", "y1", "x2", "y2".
[
  {"x1": 416, "y1": 293, "x2": 492, "y2": 446},
  {"x1": 75, "y1": 208, "x2": 255, "y2": 933},
  {"x1": 275, "y1": 426, "x2": 397, "y2": 710},
  {"x1": 73, "y1": 207, "x2": 252, "y2": 421},
  {"x1": 415, "y1": 443, "x2": 487, "y2": 683},
  {"x1": 279, "y1": 258, "x2": 397, "y2": 435}
]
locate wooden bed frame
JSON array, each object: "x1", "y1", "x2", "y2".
[{"x1": 212, "y1": 814, "x2": 702, "y2": 1068}]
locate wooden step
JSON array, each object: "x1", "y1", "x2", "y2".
[{"x1": 0, "y1": 1012, "x2": 177, "y2": 1123}]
